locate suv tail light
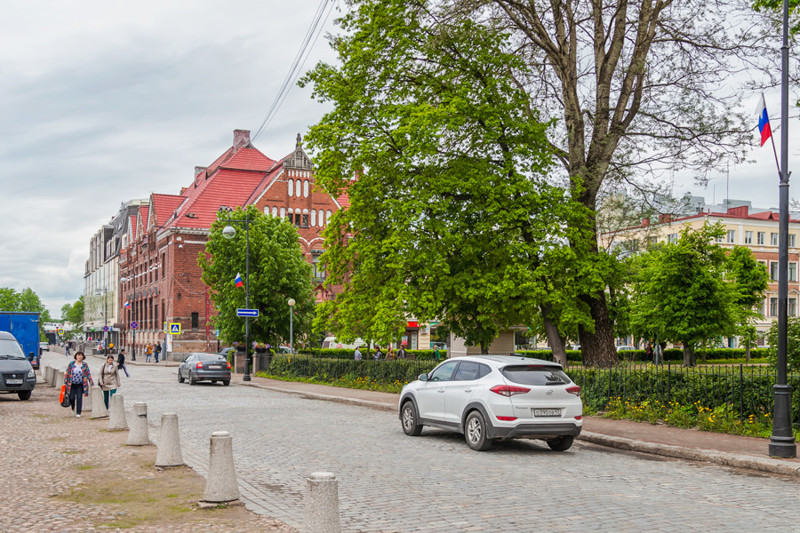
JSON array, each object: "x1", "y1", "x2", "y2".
[
  {"x1": 490, "y1": 385, "x2": 530, "y2": 397},
  {"x1": 566, "y1": 385, "x2": 581, "y2": 396},
  {"x1": 226, "y1": 361, "x2": 231, "y2": 370},
  {"x1": 196, "y1": 361, "x2": 204, "y2": 369}
]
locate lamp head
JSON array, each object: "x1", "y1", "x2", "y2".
[
  {"x1": 222, "y1": 225, "x2": 236, "y2": 239},
  {"x1": 287, "y1": 298, "x2": 296, "y2": 307}
]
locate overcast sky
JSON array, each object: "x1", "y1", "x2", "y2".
[{"x1": 0, "y1": 1, "x2": 796, "y2": 317}]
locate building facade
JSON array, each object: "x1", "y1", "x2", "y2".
[{"x1": 602, "y1": 205, "x2": 800, "y2": 344}]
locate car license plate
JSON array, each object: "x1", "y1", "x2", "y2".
[
  {"x1": 208, "y1": 365, "x2": 222, "y2": 369},
  {"x1": 6, "y1": 379, "x2": 23, "y2": 385},
  {"x1": 533, "y1": 408, "x2": 561, "y2": 417}
]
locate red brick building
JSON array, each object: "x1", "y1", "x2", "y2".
[{"x1": 117, "y1": 130, "x2": 347, "y2": 359}]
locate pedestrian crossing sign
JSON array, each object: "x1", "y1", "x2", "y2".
[{"x1": 169, "y1": 323, "x2": 181, "y2": 335}]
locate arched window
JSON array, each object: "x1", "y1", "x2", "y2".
[
  {"x1": 264, "y1": 206, "x2": 269, "y2": 214},
  {"x1": 311, "y1": 210, "x2": 316, "y2": 227},
  {"x1": 272, "y1": 207, "x2": 278, "y2": 217},
  {"x1": 303, "y1": 180, "x2": 309, "y2": 197},
  {"x1": 288, "y1": 179, "x2": 294, "y2": 197},
  {"x1": 326, "y1": 210, "x2": 332, "y2": 226},
  {"x1": 280, "y1": 207, "x2": 286, "y2": 218}
]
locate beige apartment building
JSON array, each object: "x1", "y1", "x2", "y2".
[{"x1": 602, "y1": 205, "x2": 800, "y2": 346}]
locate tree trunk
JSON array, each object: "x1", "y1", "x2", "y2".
[
  {"x1": 746, "y1": 345, "x2": 751, "y2": 364},
  {"x1": 541, "y1": 304, "x2": 567, "y2": 367},
  {"x1": 578, "y1": 291, "x2": 619, "y2": 368},
  {"x1": 682, "y1": 344, "x2": 695, "y2": 367}
]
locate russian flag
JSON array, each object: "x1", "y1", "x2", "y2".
[
  {"x1": 124, "y1": 301, "x2": 130, "y2": 309},
  {"x1": 234, "y1": 273, "x2": 244, "y2": 288},
  {"x1": 758, "y1": 94, "x2": 772, "y2": 147}
]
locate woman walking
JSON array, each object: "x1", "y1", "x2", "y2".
[
  {"x1": 64, "y1": 352, "x2": 93, "y2": 417},
  {"x1": 98, "y1": 354, "x2": 121, "y2": 409}
]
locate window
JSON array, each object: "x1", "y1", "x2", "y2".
[
  {"x1": 288, "y1": 179, "x2": 294, "y2": 197},
  {"x1": 311, "y1": 210, "x2": 316, "y2": 226},
  {"x1": 790, "y1": 262, "x2": 797, "y2": 282},
  {"x1": 790, "y1": 298, "x2": 797, "y2": 316},
  {"x1": 191, "y1": 312, "x2": 199, "y2": 330},
  {"x1": 772, "y1": 232, "x2": 779, "y2": 246},
  {"x1": 726, "y1": 230, "x2": 736, "y2": 243},
  {"x1": 302, "y1": 214, "x2": 309, "y2": 227},
  {"x1": 745, "y1": 231, "x2": 753, "y2": 244},
  {"x1": 454, "y1": 361, "x2": 484, "y2": 381},
  {"x1": 272, "y1": 207, "x2": 278, "y2": 217},
  {"x1": 771, "y1": 297, "x2": 779, "y2": 316},
  {"x1": 312, "y1": 254, "x2": 325, "y2": 279},
  {"x1": 326, "y1": 210, "x2": 332, "y2": 225},
  {"x1": 791, "y1": 234, "x2": 797, "y2": 247},
  {"x1": 303, "y1": 179, "x2": 309, "y2": 197},
  {"x1": 667, "y1": 233, "x2": 678, "y2": 244},
  {"x1": 280, "y1": 207, "x2": 286, "y2": 218},
  {"x1": 295, "y1": 213, "x2": 302, "y2": 226},
  {"x1": 771, "y1": 261, "x2": 779, "y2": 281},
  {"x1": 162, "y1": 253, "x2": 166, "y2": 280},
  {"x1": 758, "y1": 232, "x2": 766, "y2": 245},
  {"x1": 428, "y1": 361, "x2": 459, "y2": 382}
]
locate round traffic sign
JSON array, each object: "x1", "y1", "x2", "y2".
[
  {"x1": 130, "y1": 321, "x2": 138, "y2": 329},
  {"x1": 103, "y1": 326, "x2": 109, "y2": 332}
]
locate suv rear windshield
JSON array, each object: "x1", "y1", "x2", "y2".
[
  {"x1": 0, "y1": 339, "x2": 26, "y2": 360},
  {"x1": 501, "y1": 365, "x2": 571, "y2": 386}
]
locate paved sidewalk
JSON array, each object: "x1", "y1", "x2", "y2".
[{"x1": 229, "y1": 373, "x2": 800, "y2": 478}]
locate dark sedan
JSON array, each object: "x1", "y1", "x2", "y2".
[{"x1": 178, "y1": 353, "x2": 231, "y2": 386}]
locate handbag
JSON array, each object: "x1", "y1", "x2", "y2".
[{"x1": 59, "y1": 385, "x2": 70, "y2": 408}]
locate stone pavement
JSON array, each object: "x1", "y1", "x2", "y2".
[
  {"x1": 0, "y1": 363, "x2": 296, "y2": 533},
  {"x1": 48, "y1": 345, "x2": 800, "y2": 477}
]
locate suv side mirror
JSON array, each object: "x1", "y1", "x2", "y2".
[{"x1": 418, "y1": 373, "x2": 429, "y2": 382}]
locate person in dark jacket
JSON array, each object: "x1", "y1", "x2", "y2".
[{"x1": 117, "y1": 348, "x2": 130, "y2": 377}]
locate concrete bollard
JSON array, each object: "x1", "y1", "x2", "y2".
[
  {"x1": 303, "y1": 472, "x2": 340, "y2": 533},
  {"x1": 44, "y1": 366, "x2": 53, "y2": 384},
  {"x1": 200, "y1": 431, "x2": 240, "y2": 504},
  {"x1": 83, "y1": 385, "x2": 92, "y2": 413},
  {"x1": 108, "y1": 394, "x2": 128, "y2": 431},
  {"x1": 90, "y1": 386, "x2": 109, "y2": 419},
  {"x1": 126, "y1": 402, "x2": 150, "y2": 446},
  {"x1": 52, "y1": 369, "x2": 63, "y2": 388},
  {"x1": 155, "y1": 413, "x2": 184, "y2": 467}
]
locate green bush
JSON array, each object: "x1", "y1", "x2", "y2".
[
  {"x1": 296, "y1": 348, "x2": 446, "y2": 360},
  {"x1": 517, "y1": 347, "x2": 769, "y2": 363},
  {"x1": 268, "y1": 355, "x2": 439, "y2": 385}
]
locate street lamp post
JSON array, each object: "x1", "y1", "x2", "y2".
[
  {"x1": 95, "y1": 288, "x2": 108, "y2": 358},
  {"x1": 769, "y1": 0, "x2": 797, "y2": 458},
  {"x1": 288, "y1": 298, "x2": 296, "y2": 353},
  {"x1": 223, "y1": 218, "x2": 252, "y2": 382}
]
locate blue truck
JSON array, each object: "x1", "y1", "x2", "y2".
[{"x1": 0, "y1": 311, "x2": 41, "y2": 368}]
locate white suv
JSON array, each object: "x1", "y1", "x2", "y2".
[{"x1": 398, "y1": 355, "x2": 582, "y2": 451}]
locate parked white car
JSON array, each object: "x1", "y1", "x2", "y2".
[{"x1": 398, "y1": 355, "x2": 582, "y2": 451}]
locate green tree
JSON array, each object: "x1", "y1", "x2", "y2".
[
  {"x1": 767, "y1": 317, "x2": 800, "y2": 371},
  {"x1": 199, "y1": 206, "x2": 315, "y2": 353},
  {"x1": 303, "y1": 2, "x2": 601, "y2": 355},
  {"x1": 61, "y1": 296, "x2": 85, "y2": 339},
  {"x1": 0, "y1": 287, "x2": 52, "y2": 340},
  {"x1": 630, "y1": 224, "x2": 766, "y2": 366},
  {"x1": 0, "y1": 288, "x2": 20, "y2": 311}
]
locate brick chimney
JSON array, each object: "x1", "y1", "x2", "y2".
[{"x1": 233, "y1": 129, "x2": 251, "y2": 149}]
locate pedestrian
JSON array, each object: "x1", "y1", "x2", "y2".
[
  {"x1": 117, "y1": 348, "x2": 130, "y2": 378},
  {"x1": 434, "y1": 346, "x2": 441, "y2": 361},
  {"x1": 645, "y1": 343, "x2": 653, "y2": 362},
  {"x1": 154, "y1": 343, "x2": 161, "y2": 363},
  {"x1": 654, "y1": 341, "x2": 663, "y2": 365},
  {"x1": 64, "y1": 352, "x2": 93, "y2": 418},
  {"x1": 354, "y1": 346, "x2": 362, "y2": 360},
  {"x1": 145, "y1": 343, "x2": 153, "y2": 362},
  {"x1": 98, "y1": 354, "x2": 121, "y2": 409},
  {"x1": 374, "y1": 346, "x2": 382, "y2": 360},
  {"x1": 65, "y1": 342, "x2": 70, "y2": 357},
  {"x1": 397, "y1": 345, "x2": 407, "y2": 360},
  {"x1": 386, "y1": 346, "x2": 395, "y2": 361}
]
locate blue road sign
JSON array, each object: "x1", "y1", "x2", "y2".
[
  {"x1": 130, "y1": 321, "x2": 138, "y2": 329},
  {"x1": 103, "y1": 326, "x2": 109, "y2": 332},
  {"x1": 236, "y1": 308, "x2": 259, "y2": 317}
]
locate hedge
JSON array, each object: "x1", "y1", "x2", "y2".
[
  {"x1": 516, "y1": 348, "x2": 770, "y2": 363},
  {"x1": 297, "y1": 348, "x2": 446, "y2": 360},
  {"x1": 268, "y1": 354, "x2": 438, "y2": 384}
]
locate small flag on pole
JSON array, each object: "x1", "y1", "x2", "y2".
[
  {"x1": 757, "y1": 94, "x2": 772, "y2": 147},
  {"x1": 234, "y1": 273, "x2": 244, "y2": 288},
  {"x1": 124, "y1": 301, "x2": 130, "y2": 309}
]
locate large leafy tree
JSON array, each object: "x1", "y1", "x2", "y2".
[
  {"x1": 199, "y1": 206, "x2": 315, "y2": 351},
  {"x1": 630, "y1": 224, "x2": 767, "y2": 365},
  {"x1": 60, "y1": 296, "x2": 85, "y2": 339},
  {"x1": 0, "y1": 287, "x2": 53, "y2": 339},
  {"x1": 303, "y1": 2, "x2": 603, "y2": 355}
]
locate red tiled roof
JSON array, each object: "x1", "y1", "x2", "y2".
[
  {"x1": 136, "y1": 206, "x2": 150, "y2": 237},
  {"x1": 222, "y1": 147, "x2": 275, "y2": 172},
  {"x1": 150, "y1": 194, "x2": 184, "y2": 229},
  {"x1": 128, "y1": 215, "x2": 137, "y2": 241}
]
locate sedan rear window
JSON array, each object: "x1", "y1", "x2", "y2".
[
  {"x1": 501, "y1": 365, "x2": 571, "y2": 386},
  {"x1": 198, "y1": 354, "x2": 225, "y2": 362}
]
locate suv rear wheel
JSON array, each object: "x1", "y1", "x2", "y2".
[
  {"x1": 465, "y1": 411, "x2": 492, "y2": 451},
  {"x1": 546, "y1": 435, "x2": 574, "y2": 451}
]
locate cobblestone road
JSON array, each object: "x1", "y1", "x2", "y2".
[{"x1": 41, "y1": 353, "x2": 800, "y2": 532}]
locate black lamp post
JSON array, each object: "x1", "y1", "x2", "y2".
[
  {"x1": 223, "y1": 217, "x2": 252, "y2": 382},
  {"x1": 95, "y1": 288, "x2": 108, "y2": 358},
  {"x1": 769, "y1": 0, "x2": 796, "y2": 458}
]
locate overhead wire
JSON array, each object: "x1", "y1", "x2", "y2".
[{"x1": 252, "y1": 0, "x2": 336, "y2": 141}]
